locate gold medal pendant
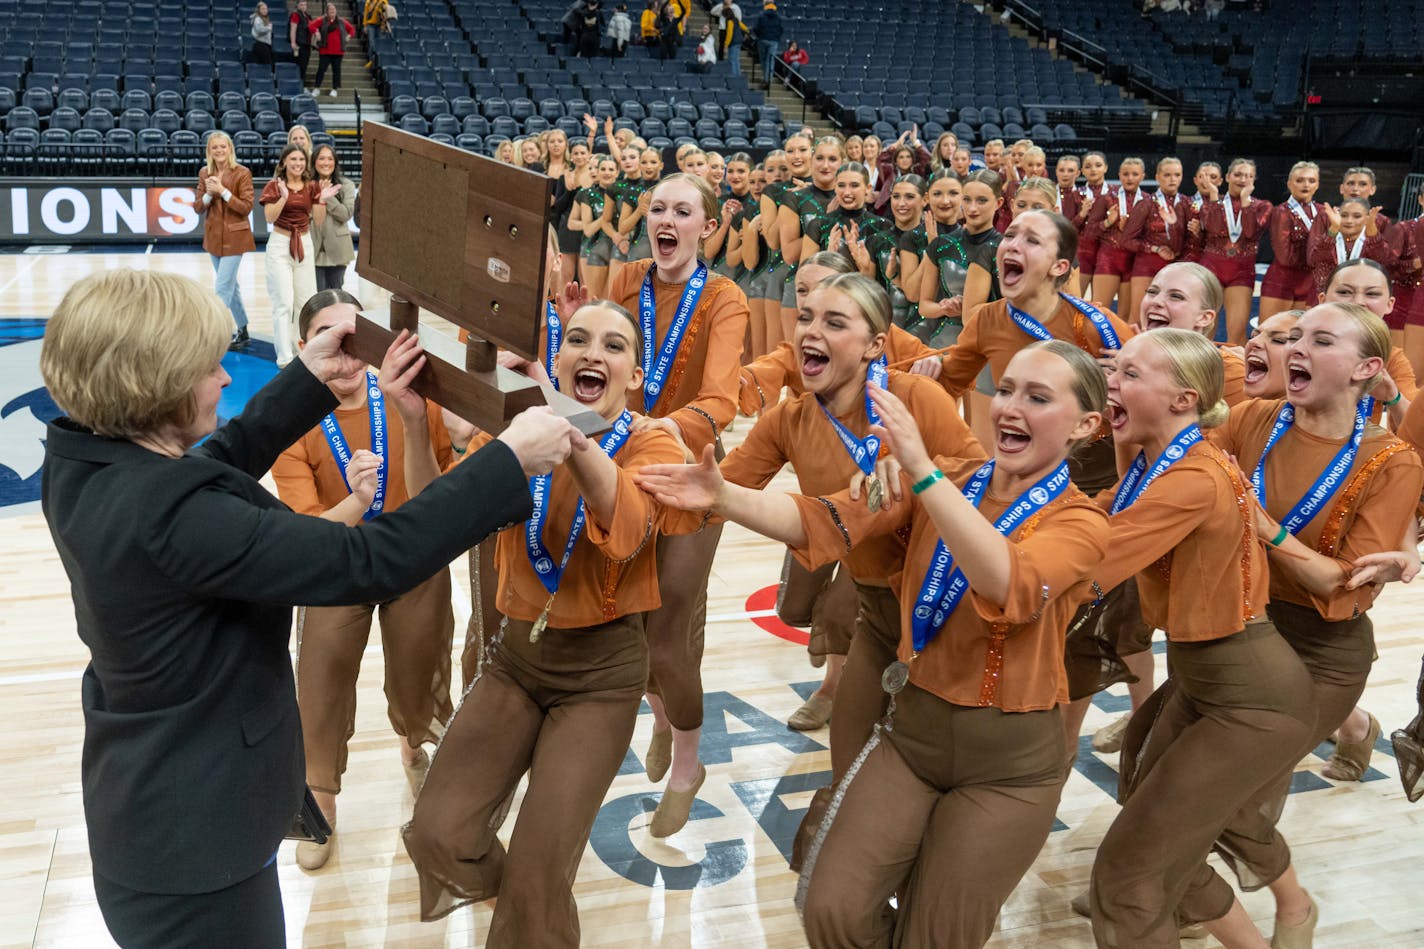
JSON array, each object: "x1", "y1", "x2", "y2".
[
  {"x1": 866, "y1": 475, "x2": 884, "y2": 513},
  {"x1": 530, "y1": 595, "x2": 555, "y2": 643}
]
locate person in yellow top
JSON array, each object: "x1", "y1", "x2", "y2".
[{"x1": 639, "y1": 0, "x2": 658, "y2": 43}]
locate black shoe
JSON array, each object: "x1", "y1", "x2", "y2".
[{"x1": 228, "y1": 327, "x2": 249, "y2": 350}]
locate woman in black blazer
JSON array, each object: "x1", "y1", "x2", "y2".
[{"x1": 39, "y1": 269, "x2": 574, "y2": 948}]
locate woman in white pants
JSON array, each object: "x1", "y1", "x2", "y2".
[{"x1": 260, "y1": 145, "x2": 336, "y2": 365}]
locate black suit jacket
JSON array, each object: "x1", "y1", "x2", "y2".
[{"x1": 42, "y1": 360, "x2": 532, "y2": 894}]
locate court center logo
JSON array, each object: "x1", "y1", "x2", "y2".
[{"x1": 0, "y1": 321, "x2": 59, "y2": 513}]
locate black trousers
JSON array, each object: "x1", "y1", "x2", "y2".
[
  {"x1": 314, "y1": 53, "x2": 342, "y2": 90},
  {"x1": 295, "y1": 43, "x2": 312, "y2": 82},
  {"x1": 316, "y1": 264, "x2": 346, "y2": 291},
  {"x1": 94, "y1": 862, "x2": 284, "y2": 949}
]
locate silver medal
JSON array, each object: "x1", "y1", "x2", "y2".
[{"x1": 880, "y1": 660, "x2": 910, "y2": 695}]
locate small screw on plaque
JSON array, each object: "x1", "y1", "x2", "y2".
[
  {"x1": 484, "y1": 215, "x2": 493, "y2": 228},
  {"x1": 491, "y1": 301, "x2": 501, "y2": 314},
  {"x1": 509, "y1": 225, "x2": 519, "y2": 238}
]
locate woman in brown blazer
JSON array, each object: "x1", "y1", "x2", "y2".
[{"x1": 198, "y1": 131, "x2": 256, "y2": 349}]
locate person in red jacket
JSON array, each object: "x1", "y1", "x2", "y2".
[
  {"x1": 310, "y1": 2, "x2": 356, "y2": 98},
  {"x1": 781, "y1": 39, "x2": 809, "y2": 65}
]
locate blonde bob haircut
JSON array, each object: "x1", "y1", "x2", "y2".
[
  {"x1": 41, "y1": 270, "x2": 230, "y2": 438},
  {"x1": 812, "y1": 272, "x2": 892, "y2": 336},
  {"x1": 1142, "y1": 327, "x2": 1229, "y2": 428}
]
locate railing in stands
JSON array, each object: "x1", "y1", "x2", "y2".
[{"x1": 1057, "y1": 29, "x2": 1108, "y2": 73}]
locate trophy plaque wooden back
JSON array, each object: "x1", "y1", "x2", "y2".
[{"x1": 347, "y1": 121, "x2": 608, "y2": 435}]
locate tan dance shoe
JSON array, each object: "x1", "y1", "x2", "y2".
[
  {"x1": 650, "y1": 764, "x2": 706, "y2": 838},
  {"x1": 645, "y1": 728, "x2": 672, "y2": 782},
  {"x1": 403, "y1": 747, "x2": 431, "y2": 795},
  {"x1": 296, "y1": 825, "x2": 335, "y2": 871},
  {"x1": 1270, "y1": 892, "x2": 1318, "y2": 949},
  {"x1": 1322, "y1": 713, "x2": 1380, "y2": 781},
  {"x1": 1092, "y1": 713, "x2": 1132, "y2": 753},
  {"x1": 787, "y1": 693, "x2": 833, "y2": 731}
]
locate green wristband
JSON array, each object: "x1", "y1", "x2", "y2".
[
  {"x1": 910, "y1": 469, "x2": 945, "y2": 495},
  {"x1": 1269, "y1": 524, "x2": 1289, "y2": 547},
  {"x1": 1385, "y1": 390, "x2": 1403, "y2": 407}
]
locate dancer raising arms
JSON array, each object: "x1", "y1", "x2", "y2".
[
  {"x1": 724, "y1": 273, "x2": 978, "y2": 759},
  {"x1": 1195, "y1": 157, "x2": 1272, "y2": 345},
  {"x1": 1122, "y1": 157, "x2": 1190, "y2": 326},
  {"x1": 1259, "y1": 161, "x2": 1325, "y2": 319},
  {"x1": 401, "y1": 301, "x2": 692, "y2": 942},
  {"x1": 639, "y1": 340, "x2": 1111, "y2": 948},
  {"x1": 606, "y1": 172, "x2": 751, "y2": 836},
  {"x1": 1087, "y1": 328, "x2": 1318, "y2": 949}
]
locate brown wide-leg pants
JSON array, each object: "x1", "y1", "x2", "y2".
[
  {"x1": 1211, "y1": 600, "x2": 1375, "y2": 890},
  {"x1": 295, "y1": 568, "x2": 455, "y2": 794},
  {"x1": 776, "y1": 551, "x2": 861, "y2": 661},
  {"x1": 644, "y1": 523, "x2": 723, "y2": 731},
  {"x1": 402, "y1": 614, "x2": 647, "y2": 946},
  {"x1": 460, "y1": 538, "x2": 503, "y2": 689},
  {"x1": 1091, "y1": 621, "x2": 1317, "y2": 947},
  {"x1": 829, "y1": 584, "x2": 900, "y2": 778},
  {"x1": 800, "y1": 684, "x2": 1065, "y2": 949}
]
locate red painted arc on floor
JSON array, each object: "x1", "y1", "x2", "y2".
[{"x1": 745, "y1": 584, "x2": 810, "y2": 646}]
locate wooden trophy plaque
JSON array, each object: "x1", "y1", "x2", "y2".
[{"x1": 347, "y1": 121, "x2": 608, "y2": 435}]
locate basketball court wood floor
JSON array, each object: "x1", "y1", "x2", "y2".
[{"x1": 2, "y1": 249, "x2": 1422, "y2": 948}]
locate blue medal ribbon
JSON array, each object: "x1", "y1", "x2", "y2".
[
  {"x1": 1251, "y1": 400, "x2": 1368, "y2": 535},
  {"x1": 640, "y1": 262, "x2": 708, "y2": 413},
  {"x1": 910, "y1": 460, "x2": 1071, "y2": 652},
  {"x1": 1008, "y1": 293, "x2": 1120, "y2": 351},
  {"x1": 545, "y1": 300, "x2": 562, "y2": 391},
  {"x1": 1110, "y1": 424, "x2": 1203, "y2": 514},
  {"x1": 816, "y1": 356, "x2": 887, "y2": 476},
  {"x1": 319, "y1": 371, "x2": 387, "y2": 522},
  {"x1": 525, "y1": 410, "x2": 635, "y2": 600}
]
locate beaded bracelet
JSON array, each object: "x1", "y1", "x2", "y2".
[{"x1": 910, "y1": 469, "x2": 945, "y2": 495}]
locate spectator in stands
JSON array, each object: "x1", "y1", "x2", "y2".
[
  {"x1": 561, "y1": 0, "x2": 586, "y2": 48},
  {"x1": 362, "y1": 0, "x2": 393, "y2": 37},
  {"x1": 494, "y1": 140, "x2": 517, "y2": 164},
  {"x1": 607, "y1": 3, "x2": 632, "y2": 56},
  {"x1": 844, "y1": 136, "x2": 863, "y2": 163},
  {"x1": 754, "y1": 1, "x2": 783, "y2": 83},
  {"x1": 710, "y1": 1, "x2": 746, "y2": 74},
  {"x1": 692, "y1": 24, "x2": 717, "y2": 72},
  {"x1": 261, "y1": 144, "x2": 334, "y2": 365},
  {"x1": 640, "y1": 1, "x2": 659, "y2": 44},
  {"x1": 290, "y1": 0, "x2": 315, "y2": 90},
  {"x1": 197, "y1": 132, "x2": 256, "y2": 349},
  {"x1": 310, "y1": 144, "x2": 355, "y2": 292},
  {"x1": 250, "y1": 3, "x2": 274, "y2": 65},
  {"x1": 288, "y1": 123, "x2": 314, "y2": 159},
  {"x1": 781, "y1": 39, "x2": 808, "y2": 66},
  {"x1": 310, "y1": 2, "x2": 356, "y2": 98},
  {"x1": 656, "y1": 0, "x2": 680, "y2": 60},
  {"x1": 574, "y1": 0, "x2": 603, "y2": 58}
]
